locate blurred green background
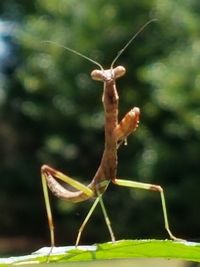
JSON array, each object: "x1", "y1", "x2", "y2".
[{"x1": 0, "y1": 0, "x2": 200, "y2": 256}]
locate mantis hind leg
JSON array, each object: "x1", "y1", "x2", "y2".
[
  {"x1": 113, "y1": 178, "x2": 184, "y2": 241},
  {"x1": 41, "y1": 170, "x2": 55, "y2": 259},
  {"x1": 41, "y1": 164, "x2": 115, "y2": 251},
  {"x1": 41, "y1": 164, "x2": 94, "y2": 251}
]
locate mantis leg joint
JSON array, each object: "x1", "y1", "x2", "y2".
[{"x1": 150, "y1": 184, "x2": 163, "y2": 192}]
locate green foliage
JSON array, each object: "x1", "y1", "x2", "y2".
[
  {"x1": 1, "y1": 240, "x2": 200, "y2": 264},
  {"x1": 0, "y1": 0, "x2": 200, "y2": 253}
]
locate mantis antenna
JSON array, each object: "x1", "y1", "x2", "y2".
[
  {"x1": 42, "y1": 18, "x2": 157, "y2": 71},
  {"x1": 41, "y1": 40, "x2": 103, "y2": 70},
  {"x1": 110, "y1": 18, "x2": 157, "y2": 69}
]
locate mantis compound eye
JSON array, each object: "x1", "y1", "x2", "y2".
[
  {"x1": 113, "y1": 66, "x2": 126, "y2": 79},
  {"x1": 91, "y1": 69, "x2": 104, "y2": 81}
]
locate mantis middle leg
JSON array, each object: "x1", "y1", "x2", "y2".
[{"x1": 75, "y1": 193, "x2": 115, "y2": 246}]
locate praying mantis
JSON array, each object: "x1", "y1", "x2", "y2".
[{"x1": 41, "y1": 20, "x2": 183, "y2": 251}]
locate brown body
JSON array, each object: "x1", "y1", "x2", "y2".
[{"x1": 42, "y1": 66, "x2": 140, "y2": 202}]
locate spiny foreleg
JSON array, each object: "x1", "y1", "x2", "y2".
[{"x1": 114, "y1": 107, "x2": 140, "y2": 146}]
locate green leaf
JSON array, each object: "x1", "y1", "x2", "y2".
[{"x1": 0, "y1": 239, "x2": 200, "y2": 265}]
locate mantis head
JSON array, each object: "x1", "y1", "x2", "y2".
[{"x1": 91, "y1": 66, "x2": 126, "y2": 82}]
